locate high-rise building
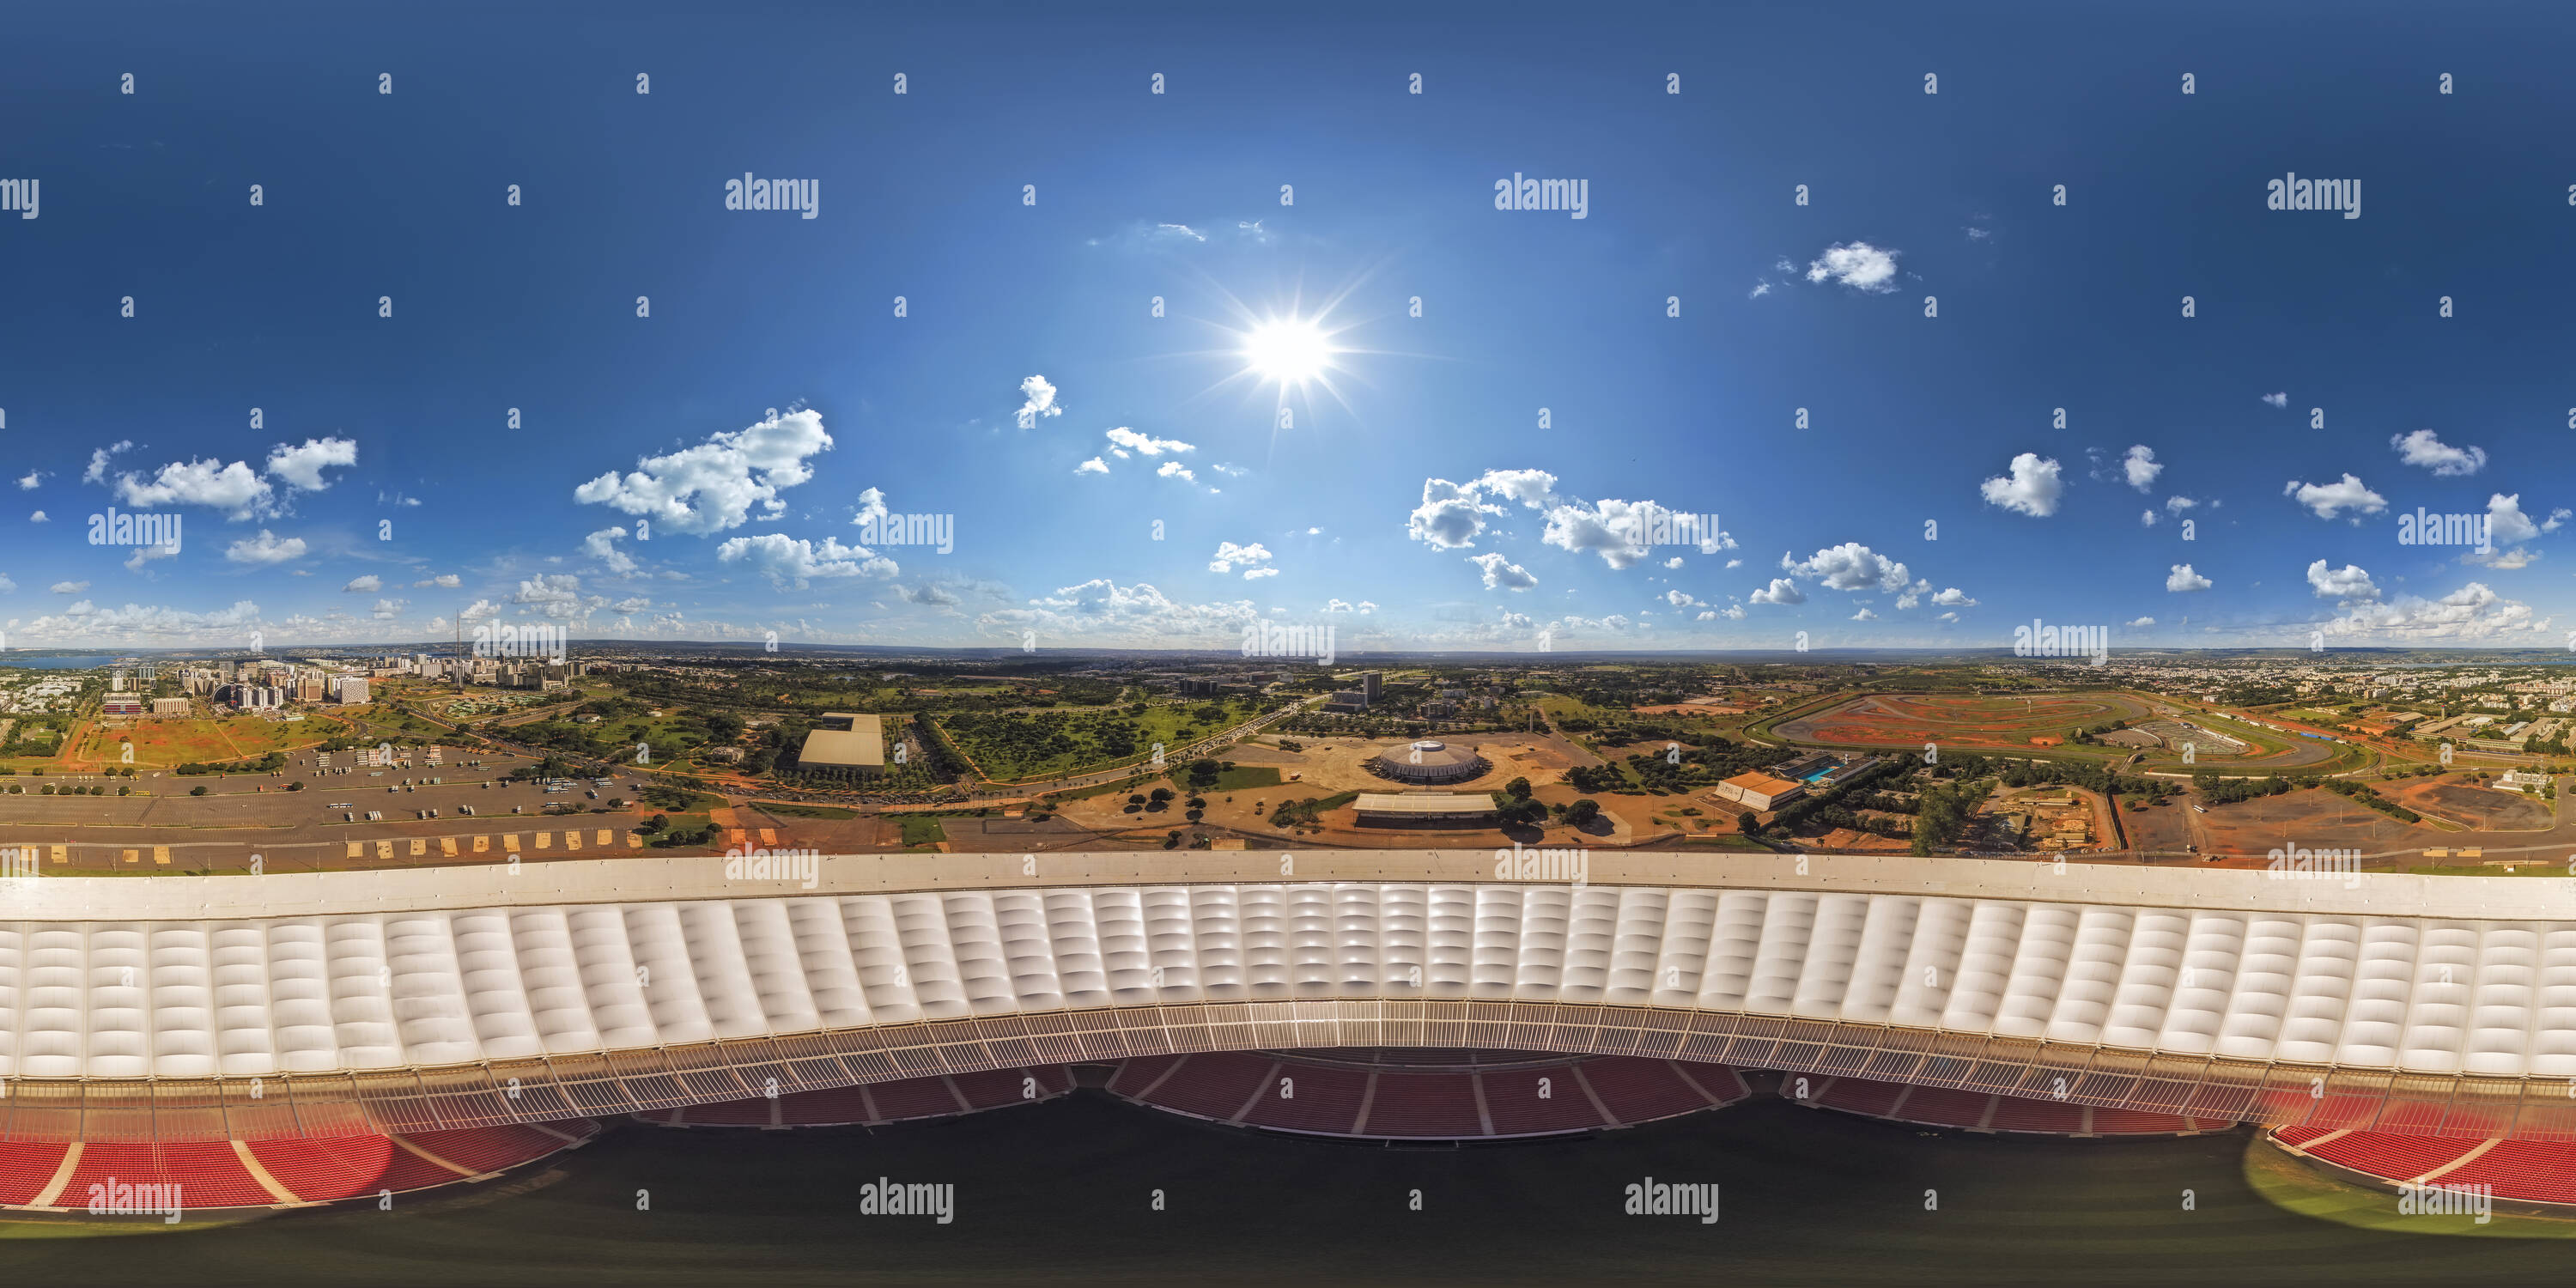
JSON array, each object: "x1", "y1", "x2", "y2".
[{"x1": 1361, "y1": 672, "x2": 1382, "y2": 703}]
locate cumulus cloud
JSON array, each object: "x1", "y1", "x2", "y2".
[
  {"x1": 1663, "y1": 556, "x2": 1685, "y2": 570},
  {"x1": 975, "y1": 579, "x2": 1260, "y2": 647},
  {"x1": 82, "y1": 441, "x2": 132, "y2": 484},
  {"x1": 1323, "y1": 598, "x2": 1377, "y2": 615},
  {"x1": 1074, "y1": 457, "x2": 1109, "y2": 475},
  {"x1": 264, "y1": 436, "x2": 358, "y2": 491},
  {"x1": 1782, "y1": 543, "x2": 1912, "y2": 592},
  {"x1": 1018, "y1": 374, "x2": 1063, "y2": 422},
  {"x1": 2141, "y1": 509, "x2": 2159, "y2": 527},
  {"x1": 2261, "y1": 392, "x2": 2288, "y2": 408},
  {"x1": 1156, "y1": 460, "x2": 1197, "y2": 484},
  {"x1": 2391, "y1": 428, "x2": 2487, "y2": 477},
  {"x1": 851, "y1": 487, "x2": 889, "y2": 527},
  {"x1": 2122, "y1": 445, "x2": 2162, "y2": 492},
  {"x1": 1467, "y1": 552, "x2": 1539, "y2": 591},
  {"x1": 2325, "y1": 580, "x2": 2545, "y2": 642},
  {"x1": 1664, "y1": 589, "x2": 1701, "y2": 608},
  {"x1": 1208, "y1": 541, "x2": 1275, "y2": 578},
  {"x1": 1851, "y1": 607, "x2": 1877, "y2": 621},
  {"x1": 1748, "y1": 578, "x2": 1806, "y2": 605},
  {"x1": 2166, "y1": 495, "x2": 2197, "y2": 513},
  {"x1": 583, "y1": 526, "x2": 638, "y2": 575},
  {"x1": 1979, "y1": 453, "x2": 2064, "y2": 517},
  {"x1": 1104, "y1": 428, "x2": 1193, "y2": 457},
  {"x1": 117, "y1": 459, "x2": 275, "y2": 519},
  {"x1": 573, "y1": 409, "x2": 833, "y2": 536},
  {"x1": 15, "y1": 471, "x2": 39, "y2": 490},
  {"x1": 1805, "y1": 241, "x2": 1901, "y2": 293},
  {"x1": 2306, "y1": 560, "x2": 2379, "y2": 605},
  {"x1": 369, "y1": 597, "x2": 405, "y2": 620},
  {"x1": 123, "y1": 541, "x2": 181, "y2": 573},
  {"x1": 2463, "y1": 546, "x2": 2538, "y2": 570},
  {"x1": 2283, "y1": 473, "x2": 2387, "y2": 521},
  {"x1": 1404, "y1": 469, "x2": 1563, "y2": 551},
  {"x1": 224, "y1": 529, "x2": 306, "y2": 565},
  {"x1": 1717, "y1": 604, "x2": 1747, "y2": 620},
  {"x1": 2126, "y1": 616, "x2": 2156, "y2": 627},
  {"x1": 51, "y1": 580, "x2": 88, "y2": 594},
  {"x1": 343, "y1": 574, "x2": 382, "y2": 592},
  {"x1": 715, "y1": 533, "x2": 897, "y2": 590},
  {"x1": 510, "y1": 573, "x2": 609, "y2": 622},
  {"x1": 2488, "y1": 493, "x2": 2541, "y2": 544},
  {"x1": 1930, "y1": 587, "x2": 1977, "y2": 606},
  {"x1": 413, "y1": 573, "x2": 461, "y2": 589},
  {"x1": 2166, "y1": 563, "x2": 2212, "y2": 592}
]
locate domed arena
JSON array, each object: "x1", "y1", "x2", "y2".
[{"x1": 1371, "y1": 739, "x2": 1489, "y2": 785}]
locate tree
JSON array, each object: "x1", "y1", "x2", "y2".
[
  {"x1": 1739, "y1": 811, "x2": 1759, "y2": 835},
  {"x1": 190, "y1": 785, "x2": 209, "y2": 796},
  {"x1": 1564, "y1": 798, "x2": 1601, "y2": 826},
  {"x1": 287, "y1": 781, "x2": 306, "y2": 792},
  {"x1": 1505, "y1": 776, "x2": 1533, "y2": 799},
  {"x1": 641, "y1": 813, "x2": 668, "y2": 835}
]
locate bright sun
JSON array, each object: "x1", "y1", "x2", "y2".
[{"x1": 1242, "y1": 318, "x2": 1331, "y2": 386}]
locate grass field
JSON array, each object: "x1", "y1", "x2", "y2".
[
  {"x1": 939, "y1": 698, "x2": 1261, "y2": 781},
  {"x1": 68, "y1": 716, "x2": 326, "y2": 770},
  {"x1": 1208, "y1": 765, "x2": 1282, "y2": 791},
  {"x1": 899, "y1": 816, "x2": 947, "y2": 847}
]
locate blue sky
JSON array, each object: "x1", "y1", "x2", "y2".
[{"x1": 3, "y1": 1, "x2": 2573, "y2": 653}]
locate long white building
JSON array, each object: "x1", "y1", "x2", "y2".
[{"x1": 3, "y1": 851, "x2": 2574, "y2": 1142}]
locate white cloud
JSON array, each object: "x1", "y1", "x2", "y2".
[
  {"x1": 2122, "y1": 445, "x2": 2162, "y2": 492},
  {"x1": 82, "y1": 441, "x2": 132, "y2": 484},
  {"x1": 2325, "y1": 580, "x2": 2544, "y2": 642},
  {"x1": 1407, "y1": 477, "x2": 1500, "y2": 549},
  {"x1": 1979, "y1": 453, "x2": 2064, "y2": 517},
  {"x1": 1783, "y1": 542, "x2": 1912, "y2": 592},
  {"x1": 852, "y1": 487, "x2": 889, "y2": 526},
  {"x1": 2306, "y1": 560, "x2": 2379, "y2": 605},
  {"x1": 122, "y1": 541, "x2": 181, "y2": 573},
  {"x1": 1804, "y1": 241, "x2": 1902, "y2": 293},
  {"x1": 976, "y1": 579, "x2": 1260, "y2": 647},
  {"x1": 1724, "y1": 558, "x2": 1741, "y2": 568},
  {"x1": 343, "y1": 574, "x2": 382, "y2": 592},
  {"x1": 2262, "y1": 392, "x2": 2288, "y2": 408},
  {"x1": 1104, "y1": 428, "x2": 1193, "y2": 457},
  {"x1": 264, "y1": 436, "x2": 358, "y2": 490},
  {"x1": 1718, "y1": 604, "x2": 1747, "y2": 620},
  {"x1": 27, "y1": 511, "x2": 43, "y2": 523},
  {"x1": 509, "y1": 573, "x2": 609, "y2": 622},
  {"x1": 369, "y1": 597, "x2": 405, "y2": 620},
  {"x1": 1476, "y1": 469, "x2": 1559, "y2": 510},
  {"x1": 1663, "y1": 556, "x2": 1685, "y2": 570},
  {"x1": 1851, "y1": 607, "x2": 1876, "y2": 621},
  {"x1": 1208, "y1": 541, "x2": 1276, "y2": 578},
  {"x1": 1074, "y1": 457, "x2": 1109, "y2": 475},
  {"x1": 413, "y1": 573, "x2": 461, "y2": 589},
  {"x1": 1930, "y1": 587, "x2": 1976, "y2": 606},
  {"x1": 1157, "y1": 460, "x2": 1197, "y2": 484},
  {"x1": 583, "y1": 526, "x2": 639, "y2": 575},
  {"x1": 51, "y1": 580, "x2": 88, "y2": 594},
  {"x1": 2543, "y1": 507, "x2": 2571, "y2": 533},
  {"x1": 1323, "y1": 598, "x2": 1378, "y2": 615},
  {"x1": 2166, "y1": 495, "x2": 2197, "y2": 513},
  {"x1": 2166, "y1": 563, "x2": 2212, "y2": 592},
  {"x1": 1663, "y1": 589, "x2": 1701, "y2": 608},
  {"x1": 2391, "y1": 428, "x2": 2487, "y2": 477},
  {"x1": 2463, "y1": 546, "x2": 2538, "y2": 570},
  {"x1": 2283, "y1": 473, "x2": 2388, "y2": 520},
  {"x1": 14, "y1": 471, "x2": 39, "y2": 490},
  {"x1": 2126, "y1": 616, "x2": 2155, "y2": 628},
  {"x1": 572, "y1": 409, "x2": 834, "y2": 536},
  {"x1": 2488, "y1": 493, "x2": 2541, "y2": 544},
  {"x1": 117, "y1": 458, "x2": 275, "y2": 519},
  {"x1": 1749, "y1": 578, "x2": 1806, "y2": 605},
  {"x1": 714, "y1": 533, "x2": 897, "y2": 590},
  {"x1": 224, "y1": 529, "x2": 306, "y2": 565},
  {"x1": 1467, "y1": 552, "x2": 1539, "y2": 591},
  {"x1": 2141, "y1": 509, "x2": 2158, "y2": 527},
  {"x1": 1018, "y1": 374, "x2": 1063, "y2": 422},
  {"x1": 1747, "y1": 282, "x2": 1772, "y2": 299}
]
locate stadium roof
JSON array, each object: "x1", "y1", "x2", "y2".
[
  {"x1": 11, "y1": 853, "x2": 2576, "y2": 1139},
  {"x1": 1722, "y1": 771, "x2": 1803, "y2": 797}
]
